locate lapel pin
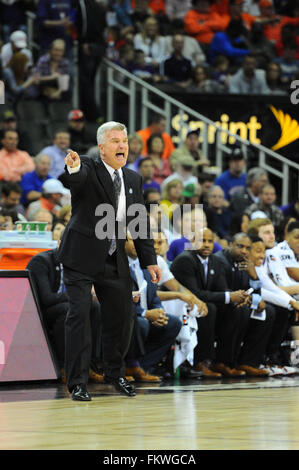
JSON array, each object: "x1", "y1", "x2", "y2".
[
  {"x1": 129, "y1": 188, "x2": 133, "y2": 194},
  {"x1": 210, "y1": 269, "x2": 215, "y2": 275}
]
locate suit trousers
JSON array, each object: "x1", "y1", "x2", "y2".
[{"x1": 63, "y1": 253, "x2": 134, "y2": 392}]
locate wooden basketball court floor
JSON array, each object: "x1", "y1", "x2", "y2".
[{"x1": 1, "y1": 375, "x2": 299, "y2": 451}]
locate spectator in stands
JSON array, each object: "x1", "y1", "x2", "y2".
[
  {"x1": 67, "y1": 109, "x2": 94, "y2": 154},
  {"x1": 258, "y1": 0, "x2": 299, "y2": 47},
  {"x1": 20, "y1": 153, "x2": 52, "y2": 207},
  {"x1": 57, "y1": 204, "x2": 71, "y2": 226},
  {"x1": 184, "y1": 0, "x2": 226, "y2": 49},
  {"x1": 0, "y1": 208, "x2": 15, "y2": 230},
  {"x1": 137, "y1": 112, "x2": 175, "y2": 159},
  {"x1": 221, "y1": 0, "x2": 257, "y2": 30},
  {"x1": 26, "y1": 178, "x2": 69, "y2": 221},
  {"x1": 264, "y1": 61, "x2": 288, "y2": 94},
  {"x1": 125, "y1": 232, "x2": 182, "y2": 378},
  {"x1": 164, "y1": 19, "x2": 206, "y2": 66},
  {"x1": 210, "y1": 54, "x2": 231, "y2": 90},
  {"x1": 162, "y1": 154, "x2": 198, "y2": 189},
  {"x1": 131, "y1": 49, "x2": 162, "y2": 83},
  {"x1": 0, "y1": 181, "x2": 26, "y2": 219},
  {"x1": 209, "y1": 18, "x2": 250, "y2": 65},
  {"x1": 169, "y1": 129, "x2": 210, "y2": 171},
  {"x1": 274, "y1": 44, "x2": 299, "y2": 85},
  {"x1": 126, "y1": 133, "x2": 143, "y2": 171},
  {"x1": 229, "y1": 54, "x2": 270, "y2": 93},
  {"x1": 36, "y1": 0, "x2": 75, "y2": 53},
  {"x1": 113, "y1": 43, "x2": 135, "y2": 77},
  {"x1": 197, "y1": 173, "x2": 215, "y2": 210},
  {"x1": 133, "y1": 16, "x2": 166, "y2": 70},
  {"x1": 215, "y1": 232, "x2": 274, "y2": 376},
  {"x1": 228, "y1": 212, "x2": 250, "y2": 238},
  {"x1": 32, "y1": 38, "x2": 71, "y2": 101},
  {"x1": 146, "y1": 133, "x2": 172, "y2": 185},
  {"x1": 246, "y1": 20, "x2": 276, "y2": 68},
  {"x1": 160, "y1": 34, "x2": 193, "y2": 88},
  {"x1": 2, "y1": 50, "x2": 40, "y2": 106},
  {"x1": 1, "y1": 30, "x2": 32, "y2": 69},
  {"x1": 244, "y1": 183, "x2": 284, "y2": 229},
  {"x1": 0, "y1": 109, "x2": 33, "y2": 154},
  {"x1": 187, "y1": 64, "x2": 225, "y2": 92},
  {"x1": 0, "y1": 129, "x2": 35, "y2": 182},
  {"x1": 229, "y1": 166, "x2": 269, "y2": 214},
  {"x1": 52, "y1": 221, "x2": 66, "y2": 241},
  {"x1": 171, "y1": 227, "x2": 250, "y2": 377},
  {"x1": 33, "y1": 207, "x2": 54, "y2": 230},
  {"x1": 214, "y1": 149, "x2": 246, "y2": 200},
  {"x1": 160, "y1": 178, "x2": 184, "y2": 220},
  {"x1": 0, "y1": 2, "x2": 28, "y2": 43},
  {"x1": 166, "y1": 205, "x2": 224, "y2": 262},
  {"x1": 40, "y1": 130, "x2": 70, "y2": 179},
  {"x1": 27, "y1": 238, "x2": 103, "y2": 382},
  {"x1": 205, "y1": 185, "x2": 233, "y2": 241},
  {"x1": 138, "y1": 157, "x2": 161, "y2": 192}
]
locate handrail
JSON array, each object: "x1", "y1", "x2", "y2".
[{"x1": 100, "y1": 58, "x2": 299, "y2": 204}]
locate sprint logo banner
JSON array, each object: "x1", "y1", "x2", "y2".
[{"x1": 270, "y1": 106, "x2": 299, "y2": 151}]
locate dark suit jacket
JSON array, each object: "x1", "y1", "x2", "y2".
[
  {"x1": 170, "y1": 250, "x2": 229, "y2": 304},
  {"x1": 58, "y1": 156, "x2": 157, "y2": 276},
  {"x1": 130, "y1": 265, "x2": 162, "y2": 316},
  {"x1": 214, "y1": 250, "x2": 250, "y2": 291},
  {"x1": 27, "y1": 248, "x2": 68, "y2": 309}
]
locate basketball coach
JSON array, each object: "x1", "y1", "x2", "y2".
[{"x1": 58, "y1": 121, "x2": 161, "y2": 401}]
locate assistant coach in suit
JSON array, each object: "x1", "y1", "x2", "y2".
[{"x1": 58, "y1": 121, "x2": 161, "y2": 401}]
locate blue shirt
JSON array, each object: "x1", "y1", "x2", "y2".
[
  {"x1": 20, "y1": 170, "x2": 52, "y2": 206},
  {"x1": 214, "y1": 170, "x2": 246, "y2": 200}
]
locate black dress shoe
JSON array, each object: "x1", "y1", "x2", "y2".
[
  {"x1": 105, "y1": 376, "x2": 136, "y2": 397},
  {"x1": 71, "y1": 384, "x2": 92, "y2": 401}
]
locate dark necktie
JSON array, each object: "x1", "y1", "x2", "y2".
[{"x1": 109, "y1": 170, "x2": 121, "y2": 255}]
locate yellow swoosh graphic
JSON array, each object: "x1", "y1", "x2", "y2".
[{"x1": 270, "y1": 105, "x2": 299, "y2": 151}]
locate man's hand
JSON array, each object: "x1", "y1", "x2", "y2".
[
  {"x1": 147, "y1": 265, "x2": 162, "y2": 284},
  {"x1": 230, "y1": 290, "x2": 249, "y2": 305},
  {"x1": 180, "y1": 292, "x2": 208, "y2": 317},
  {"x1": 145, "y1": 308, "x2": 168, "y2": 327},
  {"x1": 65, "y1": 148, "x2": 80, "y2": 168}
]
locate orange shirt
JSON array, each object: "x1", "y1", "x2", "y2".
[
  {"x1": 262, "y1": 16, "x2": 299, "y2": 44},
  {"x1": 0, "y1": 149, "x2": 35, "y2": 182},
  {"x1": 184, "y1": 9, "x2": 227, "y2": 44},
  {"x1": 137, "y1": 127, "x2": 175, "y2": 160},
  {"x1": 210, "y1": 0, "x2": 230, "y2": 15},
  {"x1": 148, "y1": 0, "x2": 166, "y2": 14}
]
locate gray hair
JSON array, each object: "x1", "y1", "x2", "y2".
[
  {"x1": 246, "y1": 167, "x2": 268, "y2": 187},
  {"x1": 35, "y1": 153, "x2": 51, "y2": 163},
  {"x1": 96, "y1": 121, "x2": 127, "y2": 145},
  {"x1": 207, "y1": 185, "x2": 224, "y2": 198}
]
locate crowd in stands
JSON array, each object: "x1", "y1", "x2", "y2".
[{"x1": 0, "y1": 0, "x2": 299, "y2": 385}]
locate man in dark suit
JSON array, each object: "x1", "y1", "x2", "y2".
[
  {"x1": 58, "y1": 121, "x2": 161, "y2": 401},
  {"x1": 125, "y1": 234, "x2": 182, "y2": 379},
  {"x1": 214, "y1": 232, "x2": 275, "y2": 376},
  {"x1": 26, "y1": 246, "x2": 102, "y2": 381},
  {"x1": 170, "y1": 227, "x2": 250, "y2": 377}
]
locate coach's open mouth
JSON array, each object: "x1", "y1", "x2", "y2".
[{"x1": 116, "y1": 152, "x2": 125, "y2": 158}]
